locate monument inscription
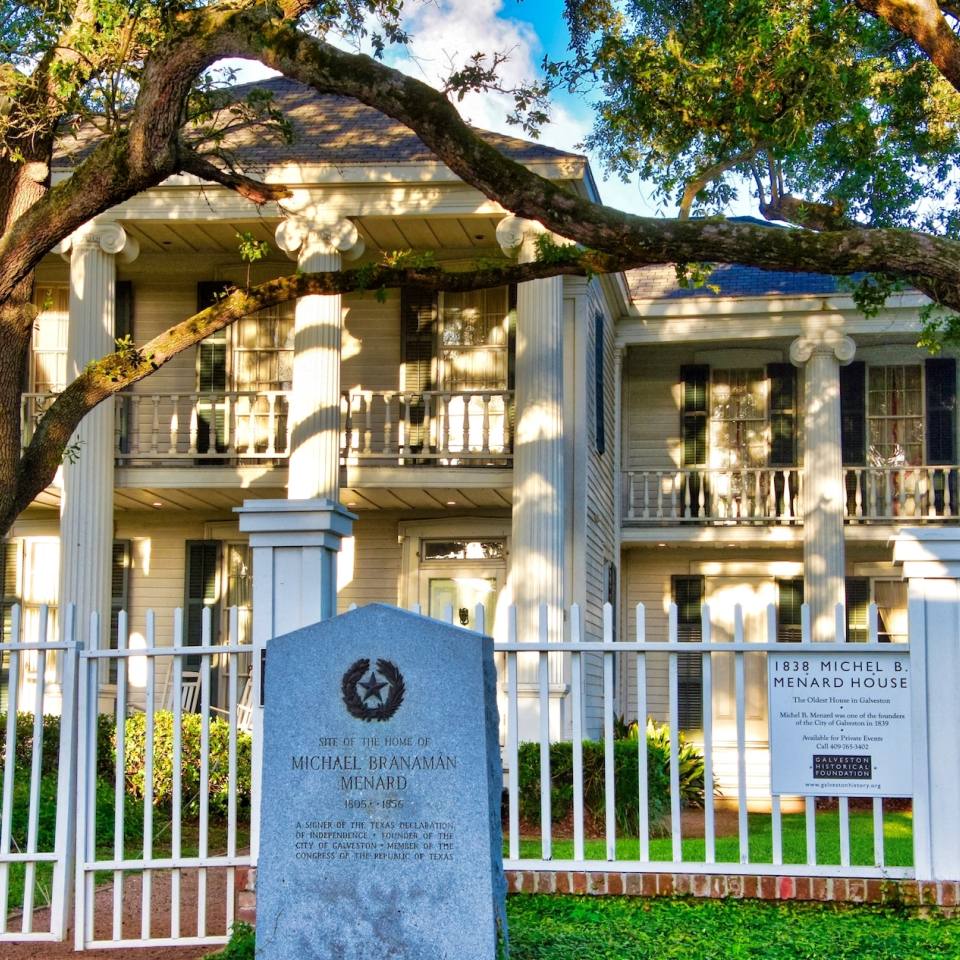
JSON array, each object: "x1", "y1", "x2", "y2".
[{"x1": 256, "y1": 604, "x2": 508, "y2": 960}]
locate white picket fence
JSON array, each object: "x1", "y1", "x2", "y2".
[{"x1": 0, "y1": 596, "x2": 925, "y2": 949}]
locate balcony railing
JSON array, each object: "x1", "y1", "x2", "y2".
[
  {"x1": 622, "y1": 465, "x2": 960, "y2": 524},
  {"x1": 21, "y1": 389, "x2": 514, "y2": 466},
  {"x1": 623, "y1": 468, "x2": 803, "y2": 524}
]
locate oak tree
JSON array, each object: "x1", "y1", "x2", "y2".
[{"x1": 2, "y1": 0, "x2": 960, "y2": 532}]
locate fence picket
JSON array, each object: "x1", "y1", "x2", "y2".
[
  {"x1": 635, "y1": 604, "x2": 649, "y2": 862},
  {"x1": 602, "y1": 603, "x2": 616, "y2": 861},
  {"x1": 538, "y1": 604, "x2": 552, "y2": 861},
  {"x1": 667, "y1": 603, "x2": 681, "y2": 862},
  {"x1": 570, "y1": 604, "x2": 585, "y2": 862},
  {"x1": 701, "y1": 604, "x2": 715, "y2": 864}
]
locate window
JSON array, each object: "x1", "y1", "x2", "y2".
[
  {"x1": 874, "y1": 580, "x2": 908, "y2": 643},
  {"x1": 422, "y1": 540, "x2": 505, "y2": 561},
  {"x1": 672, "y1": 576, "x2": 703, "y2": 731},
  {"x1": 868, "y1": 365, "x2": 923, "y2": 466},
  {"x1": 30, "y1": 285, "x2": 69, "y2": 393},
  {"x1": 195, "y1": 282, "x2": 293, "y2": 455},
  {"x1": 776, "y1": 579, "x2": 804, "y2": 643},
  {"x1": 709, "y1": 369, "x2": 767, "y2": 469}
]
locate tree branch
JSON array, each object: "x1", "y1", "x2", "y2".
[
  {"x1": 176, "y1": 145, "x2": 293, "y2": 204},
  {"x1": 678, "y1": 148, "x2": 759, "y2": 219},
  {"x1": 857, "y1": 0, "x2": 960, "y2": 92}
]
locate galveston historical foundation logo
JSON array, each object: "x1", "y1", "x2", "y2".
[{"x1": 341, "y1": 658, "x2": 405, "y2": 721}]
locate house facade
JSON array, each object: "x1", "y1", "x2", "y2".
[{"x1": 4, "y1": 80, "x2": 943, "y2": 763}]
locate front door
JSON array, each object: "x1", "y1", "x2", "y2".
[{"x1": 416, "y1": 537, "x2": 506, "y2": 633}]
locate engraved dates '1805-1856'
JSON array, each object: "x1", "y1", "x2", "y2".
[{"x1": 341, "y1": 658, "x2": 405, "y2": 721}]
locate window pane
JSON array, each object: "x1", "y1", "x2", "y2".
[{"x1": 422, "y1": 540, "x2": 505, "y2": 561}]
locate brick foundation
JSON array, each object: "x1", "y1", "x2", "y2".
[{"x1": 234, "y1": 867, "x2": 958, "y2": 922}]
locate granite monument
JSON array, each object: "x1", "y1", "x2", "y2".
[{"x1": 256, "y1": 603, "x2": 508, "y2": 959}]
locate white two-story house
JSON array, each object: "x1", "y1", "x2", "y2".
[{"x1": 2, "y1": 80, "x2": 942, "y2": 768}]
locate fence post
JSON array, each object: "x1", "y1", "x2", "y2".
[
  {"x1": 50, "y1": 605, "x2": 78, "y2": 941},
  {"x1": 236, "y1": 498, "x2": 356, "y2": 863},
  {"x1": 893, "y1": 529, "x2": 960, "y2": 882}
]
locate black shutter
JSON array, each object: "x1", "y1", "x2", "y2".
[
  {"x1": 680, "y1": 365, "x2": 708, "y2": 466},
  {"x1": 845, "y1": 577, "x2": 871, "y2": 643},
  {"x1": 925, "y1": 358, "x2": 956, "y2": 465},
  {"x1": 594, "y1": 311, "x2": 606, "y2": 455},
  {"x1": 680, "y1": 365, "x2": 709, "y2": 511},
  {"x1": 0, "y1": 540, "x2": 18, "y2": 711},
  {"x1": 840, "y1": 361, "x2": 867, "y2": 466},
  {"x1": 115, "y1": 281, "x2": 134, "y2": 342},
  {"x1": 115, "y1": 282, "x2": 134, "y2": 454},
  {"x1": 776, "y1": 578, "x2": 804, "y2": 643},
  {"x1": 109, "y1": 541, "x2": 131, "y2": 684},
  {"x1": 768, "y1": 363, "x2": 796, "y2": 467},
  {"x1": 196, "y1": 282, "x2": 231, "y2": 456},
  {"x1": 400, "y1": 288, "x2": 437, "y2": 453},
  {"x1": 672, "y1": 575, "x2": 704, "y2": 731},
  {"x1": 184, "y1": 541, "x2": 221, "y2": 669}
]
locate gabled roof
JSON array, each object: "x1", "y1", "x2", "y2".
[{"x1": 53, "y1": 76, "x2": 588, "y2": 174}]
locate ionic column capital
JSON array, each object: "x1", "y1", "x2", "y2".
[
  {"x1": 55, "y1": 221, "x2": 139, "y2": 263},
  {"x1": 789, "y1": 332, "x2": 856, "y2": 367},
  {"x1": 496, "y1": 215, "x2": 561, "y2": 265},
  {"x1": 275, "y1": 210, "x2": 364, "y2": 264}
]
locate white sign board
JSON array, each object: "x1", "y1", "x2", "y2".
[{"x1": 768, "y1": 652, "x2": 911, "y2": 796}]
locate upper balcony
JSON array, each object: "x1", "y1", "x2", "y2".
[
  {"x1": 22, "y1": 387, "x2": 514, "y2": 471},
  {"x1": 621, "y1": 465, "x2": 960, "y2": 525}
]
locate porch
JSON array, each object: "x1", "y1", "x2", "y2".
[
  {"x1": 621, "y1": 465, "x2": 960, "y2": 524},
  {"x1": 21, "y1": 388, "x2": 515, "y2": 467}
]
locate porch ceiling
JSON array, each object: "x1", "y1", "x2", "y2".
[{"x1": 122, "y1": 214, "x2": 505, "y2": 257}]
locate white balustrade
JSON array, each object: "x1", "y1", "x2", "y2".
[
  {"x1": 21, "y1": 389, "x2": 515, "y2": 465},
  {"x1": 620, "y1": 465, "x2": 960, "y2": 524}
]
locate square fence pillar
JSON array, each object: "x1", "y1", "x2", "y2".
[
  {"x1": 236, "y1": 497, "x2": 356, "y2": 862},
  {"x1": 893, "y1": 529, "x2": 960, "y2": 882}
]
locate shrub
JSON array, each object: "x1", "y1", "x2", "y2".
[
  {"x1": 208, "y1": 922, "x2": 255, "y2": 960},
  {"x1": 123, "y1": 711, "x2": 252, "y2": 817},
  {"x1": 517, "y1": 721, "x2": 708, "y2": 836},
  {"x1": 0, "y1": 712, "x2": 116, "y2": 780}
]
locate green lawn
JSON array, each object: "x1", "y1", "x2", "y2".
[
  {"x1": 506, "y1": 895, "x2": 960, "y2": 959},
  {"x1": 509, "y1": 811, "x2": 913, "y2": 867}
]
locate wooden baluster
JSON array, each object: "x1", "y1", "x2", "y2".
[
  {"x1": 482, "y1": 394, "x2": 491, "y2": 454},
  {"x1": 926, "y1": 467, "x2": 936, "y2": 518},
  {"x1": 169, "y1": 396, "x2": 179, "y2": 455},
  {"x1": 188, "y1": 398, "x2": 199, "y2": 455},
  {"x1": 461, "y1": 393, "x2": 470, "y2": 454},
  {"x1": 402, "y1": 395, "x2": 412, "y2": 458},
  {"x1": 639, "y1": 472, "x2": 646, "y2": 520},
  {"x1": 146, "y1": 396, "x2": 157, "y2": 455},
  {"x1": 627, "y1": 472, "x2": 636, "y2": 520},
  {"x1": 264, "y1": 394, "x2": 276, "y2": 456},
  {"x1": 897, "y1": 467, "x2": 906, "y2": 517},
  {"x1": 783, "y1": 469, "x2": 792, "y2": 521},
  {"x1": 438, "y1": 394, "x2": 448, "y2": 457},
  {"x1": 698, "y1": 470, "x2": 706, "y2": 519},
  {"x1": 682, "y1": 471, "x2": 691, "y2": 519},
  {"x1": 383, "y1": 393, "x2": 393, "y2": 455},
  {"x1": 363, "y1": 393, "x2": 372, "y2": 455},
  {"x1": 945, "y1": 468, "x2": 954, "y2": 518}
]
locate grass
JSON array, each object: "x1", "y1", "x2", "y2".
[
  {"x1": 510, "y1": 811, "x2": 913, "y2": 867},
  {"x1": 506, "y1": 895, "x2": 960, "y2": 959},
  {"x1": 211, "y1": 896, "x2": 960, "y2": 960}
]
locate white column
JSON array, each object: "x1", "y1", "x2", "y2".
[
  {"x1": 892, "y1": 529, "x2": 960, "y2": 882},
  {"x1": 790, "y1": 332, "x2": 855, "y2": 642},
  {"x1": 497, "y1": 216, "x2": 565, "y2": 645},
  {"x1": 55, "y1": 222, "x2": 139, "y2": 643},
  {"x1": 275, "y1": 210, "x2": 364, "y2": 501}
]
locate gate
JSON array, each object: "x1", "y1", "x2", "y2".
[{"x1": 0, "y1": 606, "x2": 79, "y2": 943}]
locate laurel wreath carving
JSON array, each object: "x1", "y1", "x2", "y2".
[{"x1": 341, "y1": 657, "x2": 405, "y2": 722}]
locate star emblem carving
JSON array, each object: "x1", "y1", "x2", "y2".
[
  {"x1": 342, "y1": 658, "x2": 406, "y2": 722},
  {"x1": 359, "y1": 670, "x2": 388, "y2": 704}
]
